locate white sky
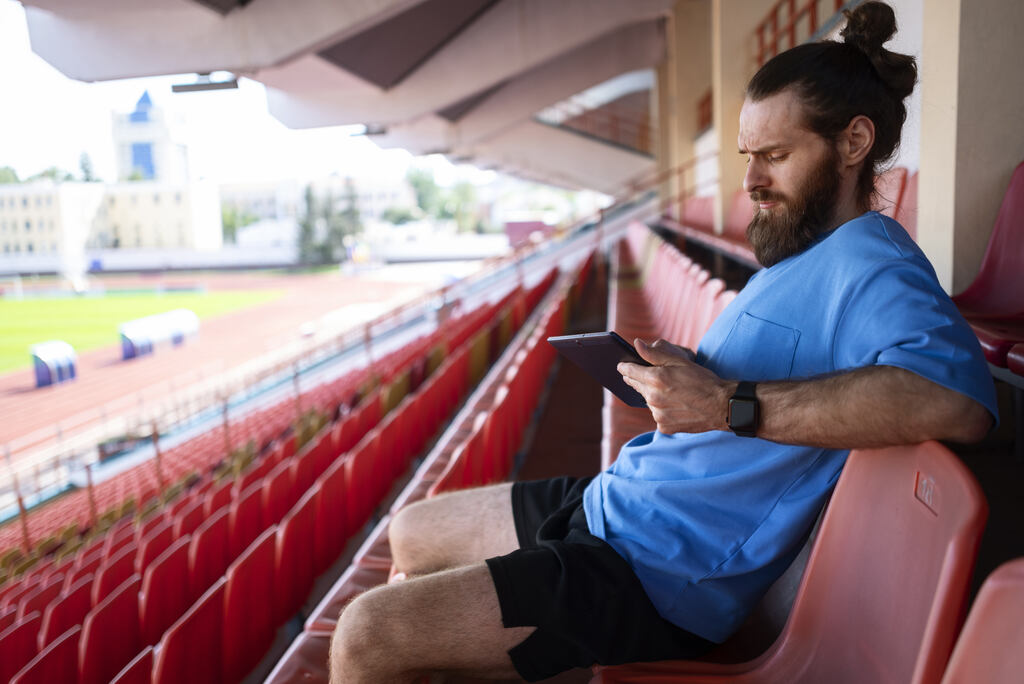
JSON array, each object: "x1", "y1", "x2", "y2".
[{"x1": 0, "y1": 0, "x2": 489, "y2": 187}]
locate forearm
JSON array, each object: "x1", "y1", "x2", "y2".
[{"x1": 740, "y1": 365, "x2": 992, "y2": 448}]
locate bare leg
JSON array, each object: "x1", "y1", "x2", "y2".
[
  {"x1": 330, "y1": 563, "x2": 533, "y2": 683},
  {"x1": 389, "y1": 483, "x2": 519, "y2": 575}
]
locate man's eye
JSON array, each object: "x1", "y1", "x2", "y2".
[{"x1": 768, "y1": 154, "x2": 788, "y2": 163}]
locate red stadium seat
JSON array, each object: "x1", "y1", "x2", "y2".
[
  {"x1": 0, "y1": 611, "x2": 42, "y2": 683},
  {"x1": 91, "y1": 541, "x2": 138, "y2": 606},
  {"x1": 110, "y1": 645, "x2": 153, "y2": 684},
  {"x1": 172, "y1": 496, "x2": 205, "y2": 539},
  {"x1": 895, "y1": 170, "x2": 919, "y2": 240},
  {"x1": 203, "y1": 480, "x2": 233, "y2": 518},
  {"x1": 940, "y1": 557, "x2": 1024, "y2": 683},
  {"x1": 262, "y1": 459, "x2": 296, "y2": 527},
  {"x1": 344, "y1": 430, "x2": 382, "y2": 532},
  {"x1": 15, "y1": 574, "x2": 62, "y2": 620},
  {"x1": 305, "y1": 563, "x2": 392, "y2": 633},
  {"x1": 228, "y1": 482, "x2": 265, "y2": 559},
  {"x1": 314, "y1": 458, "x2": 350, "y2": 575},
  {"x1": 135, "y1": 518, "x2": 174, "y2": 575},
  {"x1": 10, "y1": 624, "x2": 80, "y2": 684},
  {"x1": 953, "y1": 160, "x2": 1024, "y2": 365},
  {"x1": 63, "y1": 550, "x2": 102, "y2": 592},
  {"x1": 264, "y1": 631, "x2": 332, "y2": 683},
  {"x1": 1007, "y1": 343, "x2": 1024, "y2": 378},
  {"x1": 37, "y1": 573, "x2": 93, "y2": 650},
  {"x1": 223, "y1": 527, "x2": 278, "y2": 683},
  {"x1": 593, "y1": 442, "x2": 987, "y2": 684},
  {"x1": 188, "y1": 507, "x2": 230, "y2": 598},
  {"x1": 275, "y1": 485, "x2": 320, "y2": 625},
  {"x1": 140, "y1": 535, "x2": 192, "y2": 646},
  {"x1": 153, "y1": 577, "x2": 225, "y2": 684},
  {"x1": 79, "y1": 574, "x2": 142, "y2": 684}
]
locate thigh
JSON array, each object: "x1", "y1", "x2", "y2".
[
  {"x1": 332, "y1": 562, "x2": 533, "y2": 681},
  {"x1": 389, "y1": 483, "x2": 517, "y2": 575}
]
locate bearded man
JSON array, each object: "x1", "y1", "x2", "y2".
[{"x1": 329, "y1": 3, "x2": 997, "y2": 682}]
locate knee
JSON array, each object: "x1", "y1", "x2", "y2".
[
  {"x1": 330, "y1": 588, "x2": 397, "y2": 682},
  {"x1": 389, "y1": 500, "x2": 433, "y2": 573}
]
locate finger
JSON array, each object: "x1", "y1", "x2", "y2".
[
  {"x1": 617, "y1": 361, "x2": 656, "y2": 383},
  {"x1": 634, "y1": 338, "x2": 689, "y2": 366}
]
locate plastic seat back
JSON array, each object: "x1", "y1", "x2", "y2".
[
  {"x1": 223, "y1": 527, "x2": 277, "y2": 683},
  {"x1": 953, "y1": 160, "x2": 1024, "y2": 315},
  {"x1": 314, "y1": 458, "x2": 350, "y2": 575},
  {"x1": 940, "y1": 557, "x2": 1024, "y2": 684},
  {"x1": 79, "y1": 574, "x2": 142, "y2": 684},
  {"x1": 228, "y1": 482, "x2": 265, "y2": 559},
  {"x1": 110, "y1": 645, "x2": 153, "y2": 684},
  {"x1": 274, "y1": 486, "x2": 319, "y2": 625},
  {"x1": 11, "y1": 623, "x2": 80, "y2": 684},
  {"x1": 153, "y1": 577, "x2": 225, "y2": 684},
  {"x1": 753, "y1": 442, "x2": 986, "y2": 684},
  {"x1": 595, "y1": 442, "x2": 987, "y2": 684},
  {"x1": 140, "y1": 536, "x2": 192, "y2": 646},
  {"x1": 92, "y1": 541, "x2": 138, "y2": 606},
  {"x1": 188, "y1": 507, "x2": 230, "y2": 598},
  {"x1": 0, "y1": 611, "x2": 42, "y2": 683},
  {"x1": 37, "y1": 573, "x2": 93, "y2": 650},
  {"x1": 135, "y1": 518, "x2": 174, "y2": 575},
  {"x1": 895, "y1": 170, "x2": 919, "y2": 240}
]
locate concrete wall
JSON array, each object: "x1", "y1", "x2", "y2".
[{"x1": 920, "y1": 0, "x2": 1024, "y2": 292}]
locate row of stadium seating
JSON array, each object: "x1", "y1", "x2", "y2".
[
  {"x1": 0, "y1": 279, "x2": 535, "y2": 556},
  {"x1": 599, "y1": 221, "x2": 738, "y2": 467},
  {"x1": 0, "y1": 270, "x2": 562, "y2": 682},
  {"x1": 952, "y1": 160, "x2": 1024, "y2": 382},
  {"x1": 261, "y1": 253, "x2": 593, "y2": 682}
]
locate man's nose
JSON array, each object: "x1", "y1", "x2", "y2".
[{"x1": 743, "y1": 160, "x2": 767, "y2": 194}]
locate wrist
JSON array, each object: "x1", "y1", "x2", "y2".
[{"x1": 727, "y1": 381, "x2": 760, "y2": 437}]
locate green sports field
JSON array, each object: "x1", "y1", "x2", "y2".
[{"x1": 0, "y1": 289, "x2": 283, "y2": 374}]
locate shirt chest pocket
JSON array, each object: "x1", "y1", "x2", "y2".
[{"x1": 716, "y1": 312, "x2": 801, "y2": 381}]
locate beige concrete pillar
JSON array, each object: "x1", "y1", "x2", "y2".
[
  {"x1": 919, "y1": 0, "x2": 1024, "y2": 293},
  {"x1": 656, "y1": 1, "x2": 711, "y2": 214},
  {"x1": 710, "y1": 0, "x2": 774, "y2": 234}
]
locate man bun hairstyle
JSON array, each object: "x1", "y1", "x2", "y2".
[{"x1": 746, "y1": 1, "x2": 918, "y2": 210}]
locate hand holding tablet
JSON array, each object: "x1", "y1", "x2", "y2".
[{"x1": 547, "y1": 331, "x2": 652, "y2": 407}]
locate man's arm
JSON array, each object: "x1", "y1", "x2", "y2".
[{"x1": 618, "y1": 338, "x2": 993, "y2": 448}]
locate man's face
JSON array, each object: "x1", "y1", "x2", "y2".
[{"x1": 738, "y1": 89, "x2": 842, "y2": 267}]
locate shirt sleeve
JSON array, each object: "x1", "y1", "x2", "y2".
[{"x1": 832, "y1": 257, "x2": 999, "y2": 421}]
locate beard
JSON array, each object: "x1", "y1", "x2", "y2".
[{"x1": 746, "y1": 147, "x2": 842, "y2": 268}]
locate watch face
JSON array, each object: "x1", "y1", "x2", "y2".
[{"x1": 729, "y1": 399, "x2": 757, "y2": 430}]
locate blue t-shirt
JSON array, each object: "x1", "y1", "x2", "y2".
[{"x1": 582, "y1": 211, "x2": 997, "y2": 644}]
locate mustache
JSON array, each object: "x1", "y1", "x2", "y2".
[{"x1": 750, "y1": 190, "x2": 787, "y2": 203}]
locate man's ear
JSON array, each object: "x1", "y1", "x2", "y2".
[{"x1": 839, "y1": 115, "x2": 875, "y2": 167}]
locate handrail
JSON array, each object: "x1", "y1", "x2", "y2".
[{"x1": 754, "y1": 0, "x2": 850, "y2": 66}]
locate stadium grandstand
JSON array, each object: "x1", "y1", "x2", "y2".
[{"x1": 2, "y1": 0, "x2": 1024, "y2": 682}]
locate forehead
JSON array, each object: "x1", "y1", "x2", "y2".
[{"x1": 738, "y1": 89, "x2": 811, "y2": 151}]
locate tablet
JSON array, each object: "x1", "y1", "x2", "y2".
[{"x1": 547, "y1": 331, "x2": 651, "y2": 407}]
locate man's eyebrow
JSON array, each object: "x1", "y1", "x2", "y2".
[{"x1": 737, "y1": 143, "x2": 790, "y2": 155}]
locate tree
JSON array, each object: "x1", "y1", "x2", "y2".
[
  {"x1": 27, "y1": 166, "x2": 74, "y2": 183},
  {"x1": 297, "y1": 181, "x2": 364, "y2": 265},
  {"x1": 221, "y1": 206, "x2": 258, "y2": 244},
  {"x1": 381, "y1": 206, "x2": 418, "y2": 225},
  {"x1": 406, "y1": 167, "x2": 442, "y2": 216},
  {"x1": 449, "y1": 180, "x2": 478, "y2": 232},
  {"x1": 79, "y1": 152, "x2": 98, "y2": 182},
  {"x1": 0, "y1": 166, "x2": 19, "y2": 184},
  {"x1": 298, "y1": 185, "x2": 320, "y2": 265}
]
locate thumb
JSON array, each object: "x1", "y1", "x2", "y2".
[{"x1": 634, "y1": 338, "x2": 687, "y2": 366}]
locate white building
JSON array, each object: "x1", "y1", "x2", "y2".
[
  {"x1": 112, "y1": 91, "x2": 189, "y2": 183},
  {"x1": 92, "y1": 181, "x2": 222, "y2": 251}
]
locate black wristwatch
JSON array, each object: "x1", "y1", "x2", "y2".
[{"x1": 728, "y1": 381, "x2": 759, "y2": 438}]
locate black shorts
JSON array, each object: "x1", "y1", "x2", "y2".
[{"x1": 485, "y1": 476, "x2": 714, "y2": 682}]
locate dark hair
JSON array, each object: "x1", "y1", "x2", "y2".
[{"x1": 745, "y1": 1, "x2": 917, "y2": 209}]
